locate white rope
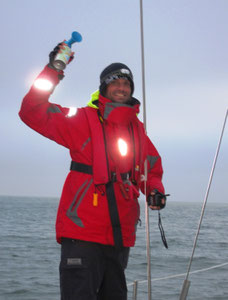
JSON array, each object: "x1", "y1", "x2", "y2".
[{"x1": 127, "y1": 262, "x2": 228, "y2": 287}]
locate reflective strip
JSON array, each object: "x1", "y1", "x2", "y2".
[
  {"x1": 81, "y1": 137, "x2": 91, "y2": 151},
  {"x1": 67, "y1": 107, "x2": 77, "y2": 117},
  {"x1": 103, "y1": 102, "x2": 129, "y2": 120},
  {"x1": 34, "y1": 78, "x2": 53, "y2": 91},
  {"x1": 47, "y1": 104, "x2": 61, "y2": 113},
  {"x1": 147, "y1": 155, "x2": 158, "y2": 171},
  {"x1": 67, "y1": 178, "x2": 93, "y2": 227}
]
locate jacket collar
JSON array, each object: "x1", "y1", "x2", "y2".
[{"x1": 97, "y1": 94, "x2": 140, "y2": 125}]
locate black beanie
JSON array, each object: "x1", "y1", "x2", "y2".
[{"x1": 99, "y1": 63, "x2": 134, "y2": 96}]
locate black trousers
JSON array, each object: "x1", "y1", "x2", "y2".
[{"x1": 60, "y1": 238, "x2": 130, "y2": 300}]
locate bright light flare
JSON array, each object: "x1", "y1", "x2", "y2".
[
  {"x1": 67, "y1": 107, "x2": 77, "y2": 117},
  {"x1": 118, "y1": 138, "x2": 128, "y2": 156},
  {"x1": 33, "y1": 78, "x2": 53, "y2": 91}
]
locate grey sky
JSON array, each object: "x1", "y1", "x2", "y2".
[{"x1": 1, "y1": 0, "x2": 227, "y2": 202}]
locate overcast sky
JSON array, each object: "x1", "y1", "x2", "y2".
[{"x1": 1, "y1": 0, "x2": 227, "y2": 203}]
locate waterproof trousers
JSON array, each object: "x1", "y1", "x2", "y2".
[{"x1": 60, "y1": 238, "x2": 129, "y2": 300}]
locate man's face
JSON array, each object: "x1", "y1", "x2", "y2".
[{"x1": 105, "y1": 78, "x2": 131, "y2": 103}]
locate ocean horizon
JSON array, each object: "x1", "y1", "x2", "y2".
[{"x1": 0, "y1": 195, "x2": 227, "y2": 299}]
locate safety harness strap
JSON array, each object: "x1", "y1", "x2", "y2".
[
  {"x1": 71, "y1": 161, "x2": 131, "y2": 181},
  {"x1": 105, "y1": 181, "x2": 124, "y2": 249},
  {"x1": 70, "y1": 161, "x2": 93, "y2": 174}
]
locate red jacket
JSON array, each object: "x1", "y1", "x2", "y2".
[{"x1": 19, "y1": 65, "x2": 165, "y2": 247}]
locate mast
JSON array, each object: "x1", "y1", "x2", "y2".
[{"x1": 139, "y1": 1, "x2": 152, "y2": 299}]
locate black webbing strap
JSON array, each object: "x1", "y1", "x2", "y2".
[
  {"x1": 70, "y1": 161, "x2": 93, "y2": 174},
  {"x1": 105, "y1": 181, "x2": 124, "y2": 250}
]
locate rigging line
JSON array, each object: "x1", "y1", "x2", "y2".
[
  {"x1": 184, "y1": 109, "x2": 228, "y2": 283},
  {"x1": 127, "y1": 261, "x2": 228, "y2": 286},
  {"x1": 139, "y1": 1, "x2": 152, "y2": 300},
  {"x1": 179, "y1": 109, "x2": 228, "y2": 300}
]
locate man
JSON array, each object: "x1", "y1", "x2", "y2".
[{"x1": 19, "y1": 43, "x2": 166, "y2": 300}]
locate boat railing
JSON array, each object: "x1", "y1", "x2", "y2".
[{"x1": 127, "y1": 261, "x2": 228, "y2": 300}]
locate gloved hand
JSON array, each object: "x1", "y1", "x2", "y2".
[
  {"x1": 147, "y1": 189, "x2": 169, "y2": 210},
  {"x1": 48, "y1": 41, "x2": 74, "y2": 76}
]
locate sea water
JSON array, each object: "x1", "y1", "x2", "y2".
[{"x1": 0, "y1": 195, "x2": 227, "y2": 300}]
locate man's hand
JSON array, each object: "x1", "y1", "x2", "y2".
[
  {"x1": 147, "y1": 190, "x2": 168, "y2": 210},
  {"x1": 48, "y1": 41, "x2": 74, "y2": 70}
]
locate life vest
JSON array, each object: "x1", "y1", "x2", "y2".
[
  {"x1": 83, "y1": 92, "x2": 146, "y2": 188},
  {"x1": 68, "y1": 93, "x2": 146, "y2": 248}
]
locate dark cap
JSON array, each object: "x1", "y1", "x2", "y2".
[{"x1": 99, "y1": 63, "x2": 134, "y2": 96}]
